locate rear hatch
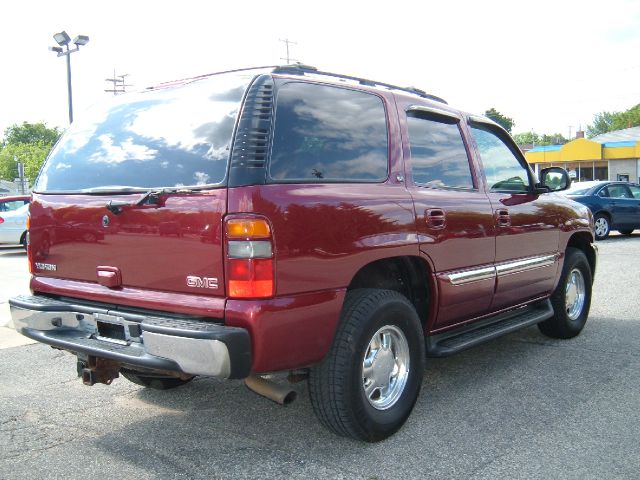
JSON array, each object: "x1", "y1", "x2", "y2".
[{"x1": 29, "y1": 72, "x2": 255, "y2": 308}]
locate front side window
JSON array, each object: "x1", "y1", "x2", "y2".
[
  {"x1": 471, "y1": 124, "x2": 530, "y2": 192},
  {"x1": 269, "y1": 82, "x2": 388, "y2": 182},
  {"x1": 406, "y1": 112, "x2": 473, "y2": 189}
]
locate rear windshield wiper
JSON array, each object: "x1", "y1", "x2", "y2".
[{"x1": 105, "y1": 187, "x2": 196, "y2": 215}]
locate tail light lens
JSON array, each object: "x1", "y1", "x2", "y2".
[
  {"x1": 26, "y1": 213, "x2": 33, "y2": 273},
  {"x1": 0, "y1": 217, "x2": 4, "y2": 224},
  {"x1": 225, "y1": 217, "x2": 274, "y2": 298}
]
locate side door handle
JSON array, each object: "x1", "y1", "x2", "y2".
[
  {"x1": 425, "y1": 208, "x2": 446, "y2": 230},
  {"x1": 495, "y1": 208, "x2": 510, "y2": 227}
]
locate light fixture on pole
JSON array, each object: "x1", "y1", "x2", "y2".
[{"x1": 49, "y1": 30, "x2": 89, "y2": 124}]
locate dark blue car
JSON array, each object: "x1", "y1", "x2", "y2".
[{"x1": 565, "y1": 181, "x2": 640, "y2": 240}]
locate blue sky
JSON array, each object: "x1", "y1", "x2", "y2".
[{"x1": 1, "y1": 0, "x2": 639, "y2": 138}]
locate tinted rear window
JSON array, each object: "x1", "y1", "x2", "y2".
[
  {"x1": 36, "y1": 74, "x2": 253, "y2": 192},
  {"x1": 269, "y1": 82, "x2": 388, "y2": 182}
]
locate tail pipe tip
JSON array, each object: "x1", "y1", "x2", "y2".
[{"x1": 244, "y1": 375, "x2": 297, "y2": 405}]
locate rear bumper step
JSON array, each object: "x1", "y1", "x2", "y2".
[
  {"x1": 426, "y1": 300, "x2": 554, "y2": 357},
  {"x1": 9, "y1": 294, "x2": 251, "y2": 379}
]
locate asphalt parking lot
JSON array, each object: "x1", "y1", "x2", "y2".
[{"x1": 1, "y1": 237, "x2": 639, "y2": 479}]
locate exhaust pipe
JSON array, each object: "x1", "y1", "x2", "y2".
[{"x1": 245, "y1": 375, "x2": 297, "y2": 405}]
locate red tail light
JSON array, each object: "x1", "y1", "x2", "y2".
[
  {"x1": 225, "y1": 217, "x2": 274, "y2": 298},
  {"x1": 26, "y1": 213, "x2": 33, "y2": 273},
  {"x1": 27, "y1": 212, "x2": 33, "y2": 274},
  {"x1": 0, "y1": 217, "x2": 4, "y2": 224}
]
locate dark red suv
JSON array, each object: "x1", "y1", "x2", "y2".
[{"x1": 11, "y1": 65, "x2": 596, "y2": 441}]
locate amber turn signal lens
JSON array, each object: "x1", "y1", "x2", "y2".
[{"x1": 226, "y1": 218, "x2": 271, "y2": 239}]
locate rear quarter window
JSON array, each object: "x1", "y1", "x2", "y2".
[{"x1": 268, "y1": 82, "x2": 388, "y2": 182}]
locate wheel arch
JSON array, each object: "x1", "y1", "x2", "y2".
[
  {"x1": 566, "y1": 232, "x2": 597, "y2": 282},
  {"x1": 347, "y1": 256, "x2": 433, "y2": 329}
]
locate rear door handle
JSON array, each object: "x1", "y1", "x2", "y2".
[
  {"x1": 426, "y1": 209, "x2": 446, "y2": 230},
  {"x1": 495, "y1": 208, "x2": 510, "y2": 227}
]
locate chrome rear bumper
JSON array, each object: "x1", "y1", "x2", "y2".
[{"x1": 10, "y1": 294, "x2": 251, "y2": 379}]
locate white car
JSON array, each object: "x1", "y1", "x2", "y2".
[{"x1": 0, "y1": 203, "x2": 28, "y2": 248}]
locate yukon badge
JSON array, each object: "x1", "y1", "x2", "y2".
[{"x1": 186, "y1": 276, "x2": 218, "y2": 289}]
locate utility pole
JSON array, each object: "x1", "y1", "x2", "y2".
[
  {"x1": 105, "y1": 70, "x2": 131, "y2": 95},
  {"x1": 14, "y1": 155, "x2": 25, "y2": 194},
  {"x1": 568, "y1": 125, "x2": 573, "y2": 140},
  {"x1": 279, "y1": 38, "x2": 298, "y2": 64}
]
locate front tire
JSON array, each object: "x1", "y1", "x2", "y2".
[
  {"x1": 538, "y1": 248, "x2": 592, "y2": 339},
  {"x1": 309, "y1": 289, "x2": 425, "y2": 442},
  {"x1": 594, "y1": 214, "x2": 610, "y2": 240}
]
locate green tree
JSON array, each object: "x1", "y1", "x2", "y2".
[
  {"x1": 484, "y1": 108, "x2": 515, "y2": 133},
  {"x1": 586, "y1": 111, "x2": 615, "y2": 137},
  {"x1": 513, "y1": 131, "x2": 567, "y2": 147},
  {"x1": 0, "y1": 143, "x2": 52, "y2": 185},
  {"x1": 2, "y1": 122, "x2": 62, "y2": 147},
  {"x1": 587, "y1": 104, "x2": 640, "y2": 138},
  {"x1": 611, "y1": 104, "x2": 640, "y2": 131},
  {"x1": 0, "y1": 122, "x2": 62, "y2": 187},
  {"x1": 513, "y1": 132, "x2": 539, "y2": 146}
]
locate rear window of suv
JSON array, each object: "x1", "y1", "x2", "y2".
[
  {"x1": 35, "y1": 73, "x2": 253, "y2": 192},
  {"x1": 269, "y1": 82, "x2": 388, "y2": 182}
]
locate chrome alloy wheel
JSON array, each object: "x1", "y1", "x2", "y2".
[
  {"x1": 362, "y1": 325, "x2": 410, "y2": 410},
  {"x1": 594, "y1": 217, "x2": 609, "y2": 238},
  {"x1": 565, "y1": 268, "x2": 586, "y2": 320}
]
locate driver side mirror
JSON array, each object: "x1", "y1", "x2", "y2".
[{"x1": 538, "y1": 167, "x2": 571, "y2": 192}]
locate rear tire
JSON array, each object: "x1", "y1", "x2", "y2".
[
  {"x1": 20, "y1": 232, "x2": 27, "y2": 251},
  {"x1": 309, "y1": 289, "x2": 425, "y2": 442},
  {"x1": 121, "y1": 370, "x2": 194, "y2": 390},
  {"x1": 594, "y1": 214, "x2": 610, "y2": 240},
  {"x1": 538, "y1": 248, "x2": 592, "y2": 339}
]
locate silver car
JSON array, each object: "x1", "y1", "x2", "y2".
[{"x1": 0, "y1": 203, "x2": 28, "y2": 248}]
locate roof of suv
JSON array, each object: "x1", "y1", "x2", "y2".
[{"x1": 149, "y1": 64, "x2": 448, "y2": 105}]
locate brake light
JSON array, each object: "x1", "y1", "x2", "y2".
[
  {"x1": 26, "y1": 213, "x2": 32, "y2": 273},
  {"x1": 0, "y1": 217, "x2": 3, "y2": 224},
  {"x1": 225, "y1": 217, "x2": 274, "y2": 298}
]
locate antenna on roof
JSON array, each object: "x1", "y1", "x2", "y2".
[{"x1": 279, "y1": 38, "x2": 298, "y2": 64}]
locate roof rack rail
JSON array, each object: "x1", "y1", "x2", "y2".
[{"x1": 272, "y1": 64, "x2": 447, "y2": 104}]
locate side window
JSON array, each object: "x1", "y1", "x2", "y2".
[
  {"x1": 598, "y1": 188, "x2": 609, "y2": 198},
  {"x1": 608, "y1": 185, "x2": 632, "y2": 198},
  {"x1": 470, "y1": 124, "x2": 530, "y2": 192},
  {"x1": 269, "y1": 82, "x2": 388, "y2": 182},
  {"x1": 0, "y1": 200, "x2": 22, "y2": 211},
  {"x1": 406, "y1": 112, "x2": 474, "y2": 189},
  {"x1": 628, "y1": 185, "x2": 640, "y2": 199}
]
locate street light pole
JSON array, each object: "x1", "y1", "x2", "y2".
[
  {"x1": 49, "y1": 31, "x2": 89, "y2": 125},
  {"x1": 65, "y1": 44, "x2": 73, "y2": 123}
]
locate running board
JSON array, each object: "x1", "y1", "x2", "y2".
[{"x1": 426, "y1": 300, "x2": 554, "y2": 357}]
